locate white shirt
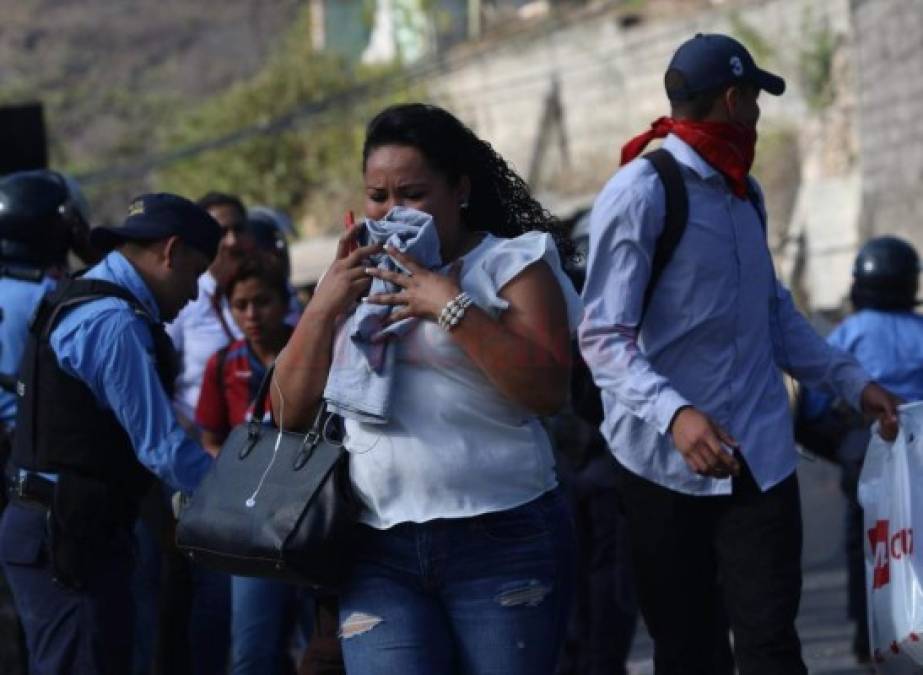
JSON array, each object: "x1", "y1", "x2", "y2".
[
  {"x1": 343, "y1": 232, "x2": 583, "y2": 529},
  {"x1": 166, "y1": 272, "x2": 242, "y2": 423}
]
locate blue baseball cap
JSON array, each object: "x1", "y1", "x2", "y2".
[
  {"x1": 666, "y1": 33, "x2": 786, "y2": 101},
  {"x1": 90, "y1": 193, "x2": 222, "y2": 261}
]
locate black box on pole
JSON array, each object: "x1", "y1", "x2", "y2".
[{"x1": 0, "y1": 103, "x2": 48, "y2": 175}]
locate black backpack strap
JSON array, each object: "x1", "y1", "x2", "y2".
[{"x1": 640, "y1": 148, "x2": 689, "y2": 326}]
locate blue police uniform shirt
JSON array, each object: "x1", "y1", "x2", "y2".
[
  {"x1": 0, "y1": 273, "x2": 57, "y2": 428},
  {"x1": 48, "y1": 251, "x2": 212, "y2": 493},
  {"x1": 801, "y1": 309, "x2": 923, "y2": 420}
]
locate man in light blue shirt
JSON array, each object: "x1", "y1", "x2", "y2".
[
  {"x1": 0, "y1": 193, "x2": 220, "y2": 675},
  {"x1": 579, "y1": 34, "x2": 898, "y2": 675}
]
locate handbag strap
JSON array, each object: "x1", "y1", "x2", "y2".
[{"x1": 249, "y1": 364, "x2": 326, "y2": 437}]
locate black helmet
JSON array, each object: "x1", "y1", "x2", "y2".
[
  {"x1": 246, "y1": 206, "x2": 291, "y2": 278},
  {"x1": 850, "y1": 236, "x2": 920, "y2": 311},
  {"x1": 0, "y1": 170, "x2": 89, "y2": 267}
]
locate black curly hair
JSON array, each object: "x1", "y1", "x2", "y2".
[{"x1": 362, "y1": 103, "x2": 573, "y2": 259}]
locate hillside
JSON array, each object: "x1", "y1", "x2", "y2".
[{"x1": 0, "y1": 0, "x2": 301, "y2": 177}]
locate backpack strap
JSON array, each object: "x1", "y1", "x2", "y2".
[{"x1": 640, "y1": 148, "x2": 689, "y2": 326}]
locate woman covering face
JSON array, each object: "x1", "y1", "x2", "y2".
[{"x1": 272, "y1": 103, "x2": 582, "y2": 675}]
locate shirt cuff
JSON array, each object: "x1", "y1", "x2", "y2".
[
  {"x1": 838, "y1": 363, "x2": 872, "y2": 412},
  {"x1": 654, "y1": 388, "x2": 693, "y2": 435}
]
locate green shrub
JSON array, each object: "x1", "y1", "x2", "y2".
[{"x1": 155, "y1": 6, "x2": 419, "y2": 233}]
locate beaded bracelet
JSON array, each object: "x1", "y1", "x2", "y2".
[{"x1": 438, "y1": 292, "x2": 474, "y2": 331}]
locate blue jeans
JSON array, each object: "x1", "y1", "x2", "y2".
[
  {"x1": 231, "y1": 575, "x2": 314, "y2": 675},
  {"x1": 338, "y1": 489, "x2": 576, "y2": 675},
  {"x1": 131, "y1": 514, "x2": 231, "y2": 675}
]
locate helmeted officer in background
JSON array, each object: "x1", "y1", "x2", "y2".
[
  {"x1": 0, "y1": 169, "x2": 97, "y2": 675},
  {"x1": 0, "y1": 193, "x2": 219, "y2": 675},
  {"x1": 799, "y1": 235, "x2": 923, "y2": 664},
  {"x1": 0, "y1": 170, "x2": 96, "y2": 468}
]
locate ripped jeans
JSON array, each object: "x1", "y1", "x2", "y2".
[{"x1": 338, "y1": 488, "x2": 575, "y2": 675}]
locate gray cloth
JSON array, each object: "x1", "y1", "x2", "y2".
[{"x1": 324, "y1": 207, "x2": 442, "y2": 424}]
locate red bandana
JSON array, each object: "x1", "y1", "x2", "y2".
[{"x1": 620, "y1": 116, "x2": 757, "y2": 198}]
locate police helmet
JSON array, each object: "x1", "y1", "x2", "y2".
[
  {"x1": 564, "y1": 207, "x2": 591, "y2": 293},
  {"x1": 248, "y1": 205, "x2": 295, "y2": 238},
  {"x1": 0, "y1": 170, "x2": 89, "y2": 267},
  {"x1": 850, "y1": 236, "x2": 920, "y2": 311},
  {"x1": 246, "y1": 206, "x2": 292, "y2": 277}
]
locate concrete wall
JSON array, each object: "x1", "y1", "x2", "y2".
[{"x1": 853, "y1": 0, "x2": 923, "y2": 252}]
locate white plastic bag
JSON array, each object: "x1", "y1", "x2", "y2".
[{"x1": 858, "y1": 401, "x2": 923, "y2": 673}]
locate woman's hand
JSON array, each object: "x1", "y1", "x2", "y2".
[
  {"x1": 308, "y1": 227, "x2": 382, "y2": 320},
  {"x1": 365, "y1": 245, "x2": 462, "y2": 324}
]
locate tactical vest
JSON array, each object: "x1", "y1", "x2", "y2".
[{"x1": 11, "y1": 277, "x2": 177, "y2": 506}]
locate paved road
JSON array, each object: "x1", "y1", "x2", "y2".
[{"x1": 626, "y1": 456, "x2": 876, "y2": 674}]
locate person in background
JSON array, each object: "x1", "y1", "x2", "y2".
[
  {"x1": 272, "y1": 102, "x2": 580, "y2": 675},
  {"x1": 0, "y1": 169, "x2": 97, "y2": 675},
  {"x1": 245, "y1": 206, "x2": 303, "y2": 325},
  {"x1": 195, "y1": 254, "x2": 311, "y2": 675},
  {"x1": 799, "y1": 235, "x2": 923, "y2": 664},
  {"x1": 197, "y1": 254, "x2": 291, "y2": 454},
  {"x1": 579, "y1": 33, "x2": 900, "y2": 675},
  {"x1": 0, "y1": 193, "x2": 217, "y2": 675},
  {"x1": 0, "y1": 170, "x2": 96, "y2": 494},
  {"x1": 169, "y1": 192, "x2": 256, "y2": 427}
]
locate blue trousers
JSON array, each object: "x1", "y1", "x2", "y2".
[
  {"x1": 557, "y1": 452, "x2": 637, "y2": 675},
  {"x1": 0, "y1": 503, "x2": 134, "y2": 675},
  {"x1": 338, "y1": 489, "x2": 576, "y2": 675},
  {"x1": 231, "y1": 575, "x2": 313, "y2": 675},
  {"x1": 131, "y1": 496, "x2": 231, "y2": 675}
]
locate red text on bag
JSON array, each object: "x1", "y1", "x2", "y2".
[{"x1": 868, "y1": 520, "x2": 915, "y2": 589}]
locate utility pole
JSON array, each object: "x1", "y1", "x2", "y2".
[
  {"x1": 468, "y1": 0, "x2": 481, "y2": 40},
  {"x1": 309, "y1": 0, "x2": 325, "y2": 51}
]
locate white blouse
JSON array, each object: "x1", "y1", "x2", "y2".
[{"x1": 342, "y1": 231, "x2": 583, "y2": 529}]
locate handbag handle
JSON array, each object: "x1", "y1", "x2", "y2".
[{"x1": 247, "y1": 363, "x2": 327, "y2": 441}]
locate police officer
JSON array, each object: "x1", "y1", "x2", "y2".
[
  {"x1": 0, "y1": 170, "x2": 95, "y2": 470},
  {"x1": 0, "y1": 193, "x2": 219, "y2": 675},
  {"x1": 799, "y1": 235, "x2": 923, "y2": 663},
  {"x1": 0, "y1": 170, "x2": 95, "y2": 675}
]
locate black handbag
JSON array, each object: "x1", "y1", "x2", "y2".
[{"x1": 176, "y1": 365, "x2": 359, "y2": 591}]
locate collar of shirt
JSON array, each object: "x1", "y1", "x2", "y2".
[
  {"x1": 198, "y1": 270, "x2": 218, "y2": 298},
  {"x1": 85, "y1": 251, "x2": 162, "y2": 323},
  {"x1": 662, "y1": 134, "x2": 724, "y2": 185}
]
